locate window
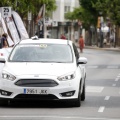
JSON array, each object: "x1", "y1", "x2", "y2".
[
  {"x1": 9, "y1": 44, "x2": 73, "y2": 63},
  {"x1": 64, "y1": 6, "x2": 70, "y2": 13}
]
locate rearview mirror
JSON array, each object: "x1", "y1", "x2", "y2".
[
  {"x1": 0, "y1": 56, "x2": 6, "y2": 63},
  {"x1": 78, "y1": 57, "x2": 87, "y2": 64}
]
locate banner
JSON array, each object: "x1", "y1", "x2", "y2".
[
  {"x1": 6, "y1": 17, "x2": 20, "y2": 44},
  {"x1": 12, "y1": 11, "x2": 29, "y2": 40},
  {"x1": 36, "y1": 5, "x2": 44, "y2": 24},
  {"x1": 0, "y1": 13, "x2": 14, "y2": 46}
]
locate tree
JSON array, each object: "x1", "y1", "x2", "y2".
[{"x1": 0, "y1": 0, "x2": 57, "y2": 19}]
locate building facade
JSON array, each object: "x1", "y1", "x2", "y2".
[{"x1": 51, "y1": 0, "x2": 80, "y2": 42}]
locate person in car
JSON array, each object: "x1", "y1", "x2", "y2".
[{"x1": 0, "y1": 33, "x2": 8, "y2": 48}]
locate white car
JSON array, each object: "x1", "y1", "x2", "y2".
[
  {"x1": 0, "y1": 38, "x2": 87, "y2": 107},
  {"x1": 0, "y1": 47, "x2": 13, "y2": 59}
]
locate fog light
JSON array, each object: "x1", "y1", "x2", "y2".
[
  {"x1": 0, "y1": 89, "x2": 12, "y2": 96},
  {"x1": 60, "y1": 91, "x2": 75, "y2": 97}
]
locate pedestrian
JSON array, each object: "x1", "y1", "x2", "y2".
[
  {"x1": 60, "y1": 34, "x2": 66, "y2": 40},
  {"x1": 110, "y1": 34, "x2": 114, "y2": 47},
  {"x1": 79, "y1": 35, "x2": 84, "y2": 53},
  {"x1": 0, "y1": 33, "x2": 8, "y2": 48}
]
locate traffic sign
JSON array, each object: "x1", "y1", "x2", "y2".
[{"x1": 1, "y1": 7, "x2": 11, "y2": 18}]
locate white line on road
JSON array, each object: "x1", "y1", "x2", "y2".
[
  {"x1": 87, "y1": 66, "x2": 98, "y2": 68},
  {"x1": 107, "y1": 66, "x2": 118, "y2": 69},
  {"x1": 115, "y1": 78, "x2": 119, "y2": 81},
  {"x1": 98, "y1": 106, "x2": 105, "y2": 113},
  {"x1": 104, "y1": 96, "x2": 110, "y2": 100},
  {"x1": 0, "y1": 115, "x2": 119, "y2": 120},
  {"x1": 117, "y1": 76, "x2": 120, "y2": 78},
  {"x1": 86, "y1": 86, "x2": 104, "y2": 93},
  {"x1": 112, "y1": 84, "x2": 116, "y2": 87}
]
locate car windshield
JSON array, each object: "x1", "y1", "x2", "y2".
[{"x1": 9, "y1": 43, "x2": 73, "y2": 63}]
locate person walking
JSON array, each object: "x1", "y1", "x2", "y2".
[
  {"x1": 60, "y1": 34, "x2": 66, "y2": 40},
  {"x1": 79, "y1": 35, "x2": 84, "y2": 53},
  {"x1": 0, "y1": 33, "x2": 8, "y2": 48}
]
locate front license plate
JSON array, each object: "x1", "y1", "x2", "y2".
[{"x1": 24, "y1": 88, "x2": 48, "y2": 94}]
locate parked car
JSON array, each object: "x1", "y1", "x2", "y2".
[{"x1": 0, "y1": 38, "x2": 87, "y2": 107}]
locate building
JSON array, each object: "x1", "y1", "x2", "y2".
[{"x1": 51, "y1": 0, "x2": 80, "y2": 42}]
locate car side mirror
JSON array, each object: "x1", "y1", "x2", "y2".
[
  {"x1": 78, "y1": 57, "x2": 87, "y2": 64},
  {"x1": 0, "y1": 56, "x2": 6, "y2": 63}
]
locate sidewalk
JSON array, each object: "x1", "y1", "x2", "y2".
[
  {"x1": 85, "y1": 45, "x2": 120, "y2": 51},
  {"x1": 75, "y1": 43, "x2": 120, "y2": 52}
]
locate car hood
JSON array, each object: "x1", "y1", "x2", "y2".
[{"x1": 4, "y1": 62, "x2": 76, "y2": 76}]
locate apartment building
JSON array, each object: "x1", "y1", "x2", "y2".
[{"x1": 51, "y1": 0, "x2": 80, "y2": 41}]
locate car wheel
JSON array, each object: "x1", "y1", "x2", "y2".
[
  {"x1": 74, "y1": 84, "x2": 81, "y2": 107},
  {"x1": 81, "y1": 82, "x2": 85, "y2": 101}
]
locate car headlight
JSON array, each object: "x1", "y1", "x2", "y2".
[
  {"x1": 2, "y1": 71, "x2": 16, "y2": 81},
  {"x1": 57, "y1": 72, "x2": 76, "y2": 81}
]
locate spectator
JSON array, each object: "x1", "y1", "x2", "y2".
[{"x1": 0, "y1": 33, "x2": 8, "y2": 48}]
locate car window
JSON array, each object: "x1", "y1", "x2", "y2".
[
  {"x1": 73, "y1": 43, "x2": 79, "y2": 59},
  {"x1": 9, "y1": 44, "x2": 73, "y2": 63}
]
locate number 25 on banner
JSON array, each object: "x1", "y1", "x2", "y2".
[{"x1": 1, "y1": 7, "x2": 11, "y2": 18}]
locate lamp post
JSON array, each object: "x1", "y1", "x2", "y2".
[
  {"x1": 99, "y1": 12, "x2": 103, "y2": 48},
  {"x1": 90, "y1": 25, "x2": 95, "y2": 46}
]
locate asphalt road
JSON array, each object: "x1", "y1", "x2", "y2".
[{"x1": 0, "y1": 48, "x2": 120, "y2": 120}]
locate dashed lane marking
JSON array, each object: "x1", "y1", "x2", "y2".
[
  {"x1": 112, "y1": 84, "x2": 116, "y2": 87},
  {"x1": 86, "y1": 86, "x2": 104, "y2": 93},
  {"x1": 98, "y1": 106, "x2": 105, "y2": 113},
  {"x1": 115, "y1": 78, "x2": 119, "y2": 81},
  {"x1": 86, "y1": 65, "x2": 120, "y2": 69},
  {"x1": 107, "y1": 66, "x2": 119, "y2": 69},
  {"x1": 86, "y1": 66, "x2": 98, "y2": 68},
  {"x1": 104, "y1": 96, "x2": 110, "y2": 100}
]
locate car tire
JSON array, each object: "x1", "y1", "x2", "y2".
[
  {"x1": 81, "y1": 82, "x2": 85, "y2": 101},
  {"x1": 74, "y1": 84, "x2": 81, "y2": 107}
]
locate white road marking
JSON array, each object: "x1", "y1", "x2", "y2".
[
  {"x1": 104, "y1": 96, "x2": 110, "y2": 100},
  {"x1": 86, "y1": 86, "x2": 104, "y2": 93},
  {"x1": 87, "y1": 66, "x2": 98, "y2": 68},
  {"x1": 98, "y1": 106, "x2": 105, "y2": 112},
  {"x1": 107, "y1": 66, "x2": 118, "y2": 69},
  {"x1": 0, "y1": 115, "x2": 119, "y2": 120},
  {"x1": 115, "y1": 78, "x2": 119, "y2": 81},
  {"x1": 117, "y1": 76, "x2": 120, "y2": 78},
  {"x1": 112, "y1": 84, "x2": 116, "y2": 87}
]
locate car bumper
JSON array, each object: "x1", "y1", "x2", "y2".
[{"x1": 0, "y1": 78, "x2": 80, "y2": 101}]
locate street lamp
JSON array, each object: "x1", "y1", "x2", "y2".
[
  {"x1": 90, "y1": 25, "x2": 95, "y2": 46},
  {"x1": 99, "y1": 12, "x2": 103, "y2": 48}
]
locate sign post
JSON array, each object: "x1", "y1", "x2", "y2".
[
  {"x1": 0, "y1": 7, "x2": 11, "y2": 37},
  {"x1": 1, "y1": 7, "x2": 11, "y2": 18}
]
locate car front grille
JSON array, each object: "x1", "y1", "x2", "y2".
[
  {"x1": 14, "y1": 94, "x2": 58, "y2": 100},
  {"x1": 15, "y1": 79, "x2": 58, "y2": 87}
]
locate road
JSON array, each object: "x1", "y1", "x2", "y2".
[{"x1": 0, "y1": 48, "x2": 120, "y2": 120}]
